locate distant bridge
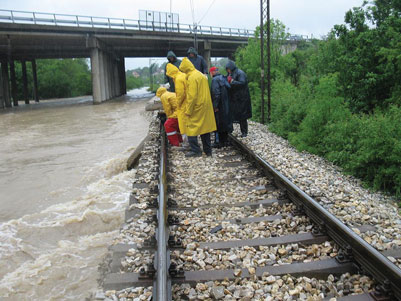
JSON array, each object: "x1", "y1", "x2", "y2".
[{"x1": 0, "y1": 9, "x2": 254, "y2": 107}]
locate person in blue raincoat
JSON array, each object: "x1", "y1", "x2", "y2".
[
  {"x1": 226, "y1": 60, "x2": 252, "y2": 137},
  {"x1": 209, "y1": 66, "x2": 233, "y2": 148},
  {"x1": 187, "y1": 47, "x2": 208, "y2": 74}
]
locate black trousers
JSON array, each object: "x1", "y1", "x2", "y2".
[
  {"x1": 188, "y1": 133, "x2": 212, "y2": 155},
  {"x1": 218, "y1": 132, "x2": 229, "y2": 145},
  {"x1": 239, "y1": 119, "x2": 248, "y2": 135}
]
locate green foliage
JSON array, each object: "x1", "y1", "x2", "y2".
[
  {"x1": 333, "y1": 1, "x2": 401, "y2": 113},
  {"x1": 126, "y1": 72, "x2": 144, "y2": 91},
  {"x1": 232, "y1": 1, "x2": 401, "y2": 199},
  {"x1": 13, "y1": 59, "x2": 92, "y2": 100},
  {"x1": 288, "y1": 74, "x2": 347, "y2": 155},
  {"x1": 348, "y1": 106, "x2": 401, "y2": 196},
  {"x1": 269, "y1": 80, "x2": 305, "y2": 138},
  {"x1": 235, "y1": 19, "x2": 290, "y2": 123}
]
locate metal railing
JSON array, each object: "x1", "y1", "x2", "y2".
[{"x1": 0, "y1": 9, "x2": 255, "y2": 37}]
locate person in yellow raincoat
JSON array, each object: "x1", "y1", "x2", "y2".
[
  {"x1": 156, "y1": 87, "x2": 182, "y2": 146},
  {"x1": 179, "y1": 57, "x2": 216, "y2": 157},
  {"x1": 166, "y1": 63, "x2": 188, "y2": 139}
]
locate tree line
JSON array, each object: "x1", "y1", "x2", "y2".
[
  {"x1": 235, "y1": 0, "x2": 401, "y2": 202},
  {"x1": 11, "y1": 58, "x2": 92, "y2": 100},
  {"x1": 10, "y1": 58, "x2": 161, "y2": 101}
]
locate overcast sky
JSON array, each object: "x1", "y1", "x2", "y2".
[{"x1": 2, "y1": 0, "x2": 365, "y2": 69}]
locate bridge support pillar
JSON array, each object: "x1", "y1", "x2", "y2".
[
  {"x1": 111, "y1": 56, "x2": 117, "y2": 98},
  {"x1": 108, "y1": 56, "x2": 114, "y2": 99},
  {"x1": 89, "y1": 37, "x2": 126, "y2": 104},
  {"x1": 21, "y1": 60, "x2": 29, "y2": 104},
  {"x1": 203, "y1": 41, "x2": 211, "y2": 71},
  {"x1": 0, "y1": 60, "x2": 11, "y2": 108},
  {"x1": 91, "y1": 48, "x2": 109, "y2": 104},
  {"x1": 1, "y1": 60, "x2": 11, "y2": 108},
  {"x1": 9, "y1": 60, "x2": 18, "y2": 106},
  {"x1": 113, "y1": 60, "x2": 120, "y2": 98},
  {"x1": 31, "y1": 60, "x2": 39, "y2": 102},
  {"x1": 106, "y1": 54, "x2": 112, "y2": 99},
  {"x1": 118, "y1": 56, "x2": 126, "y2": 95}
]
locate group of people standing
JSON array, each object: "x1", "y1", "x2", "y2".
[{"x1": 156, "y1": 47, "x2": 252, "y2": 158}]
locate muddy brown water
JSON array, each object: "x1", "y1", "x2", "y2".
[{"x1": 0, "y1": 88, "x2": 151, "y2": 300}]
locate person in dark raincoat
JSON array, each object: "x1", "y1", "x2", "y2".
[
  {"x1": 187, "y1": 47, "x2": 208, "y2": 74},
  {"x1": 226, "y1": 60, "x2": 252, "y2": 137},
  {"x1": 209, "y1": 66, "x2": 233, "y2": 147},
  {"x1": 164, "y1": 51, "x2": 181, "y2": 92}
]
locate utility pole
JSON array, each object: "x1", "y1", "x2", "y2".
[
  {"x1": 149, "y1": 58, "x2": 153, "y2": 91},
  {"x1": 260, "y1": 0, "x2": 271, "y2": 124},
  {"x1": 193, "y1": 23, "x2": 198, "y2": 51}
]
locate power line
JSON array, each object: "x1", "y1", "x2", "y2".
[
  {"x1": 189, "y1": 0, "x2": 196, "y2": 25},
  {"x1": 198, "y1": 0, "x2": 217, "y2": 24}
]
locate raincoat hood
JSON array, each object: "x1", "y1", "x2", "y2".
[
  {"x1": 179, "y1": 57, "x2": 196, "y2": 74},
  {"x1": 166, "y1": 51, "x2": 177, "y2": 59},
  {"x1": 187, "y1": 47, "x2": 198, "y2": 56},
  {"x1": 226, "y1": 60, "x2": 237, "y2": 71},
  {"x1": 156, "y1": 87, "x2": 167, "y2": 98},
  {"x1": 166, "y1": 63, "x2": 181, "y2": 79}
]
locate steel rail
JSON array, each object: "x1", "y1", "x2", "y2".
[
  {"x1": 228, "y1": 133, "x2": 401, "y2": 300},
  {"x1": 154, "y1": 119, "x2": 171, "y2": 301}
]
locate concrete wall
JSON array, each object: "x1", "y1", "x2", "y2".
[
  {"x1": 280, "y1": 42, "x2": 298, "y2": 55},
  {"x1": 90, "y1": 45, "x2": 126, "y2": 104}
]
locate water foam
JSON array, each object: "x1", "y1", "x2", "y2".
[{"x1": 0, "y1": 147, "x2": 138, "y2": 300}]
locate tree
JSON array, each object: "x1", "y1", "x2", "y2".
[
  {"x1": 235, "y1": 19, "x2": 290, "y2": 122},
  {"x1": 333, "y1": 0, "x2": 401, "y2": 112}
]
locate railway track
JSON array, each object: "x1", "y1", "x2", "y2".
[{"x1": 103, "y1": 117, "x2": 401, "y2": 300}]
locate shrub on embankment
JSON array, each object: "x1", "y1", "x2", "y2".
[{"x1": 235, "y1": 1, "x2": 401, "y2": 201}]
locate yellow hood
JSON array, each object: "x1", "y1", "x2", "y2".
[
  {"x1": 156, "y1": 87, "x2": 167, "y2": 98},
  {"x1": 179, "y1": 57, "x2": 195, "y2": 74},
  {"x1": 166, "y1": 63, "x2": 180, "y2": 79}
]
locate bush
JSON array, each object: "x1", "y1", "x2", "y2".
[
  {"x1": 288, "y1": 74, "x2": 346, "y2": 154},
  {"x1": 269, "y1": 80, "x2": 306, "y2": 138},
  {"x1": 348, "y1": 106, "x2": 401, "y2": 197}
]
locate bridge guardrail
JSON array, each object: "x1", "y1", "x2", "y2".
[{"x1": 0, "y1": 9, "x2": 255, "y2": 38}]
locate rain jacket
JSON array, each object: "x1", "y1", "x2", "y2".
[
  {"x1": 187, "y1": 47, "x2": 208, "y2": 74},
  {"x1": 179, "y1": 58, "x2": 216, "y2": 136},
  {"x1": 211, "y1": 73, "x2": 233, "y2": 133},
  {"x1": 156, "y1": 87, "x2": 178, "y2": 119},
  {"x1": 226, "y1": 60, "x2": 252, "y2": 122},
  {"x1": 166, "y1": 63, "x2": 188, "y2": 135},
  {"x1": 164, "y1": 51, "x2": 181, "y2": 92}
]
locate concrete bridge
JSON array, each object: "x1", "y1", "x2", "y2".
[{"x1": 0, "y1": 10, "x2": 254, "y2": 108}]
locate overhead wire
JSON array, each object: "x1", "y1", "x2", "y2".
[
  {"x1": 197, "y1": 0, "x2": 217, "y2": 25},
  {"x1": 190, "y1": 0, "x2": 196, "y2": 25},
  {"x1": 189, "y1": 0, "x2": 218, "y2": 50}
]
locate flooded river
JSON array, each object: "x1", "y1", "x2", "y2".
[{"x1": 0, "y1": 88, "x2": 152, "y2": 300}]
